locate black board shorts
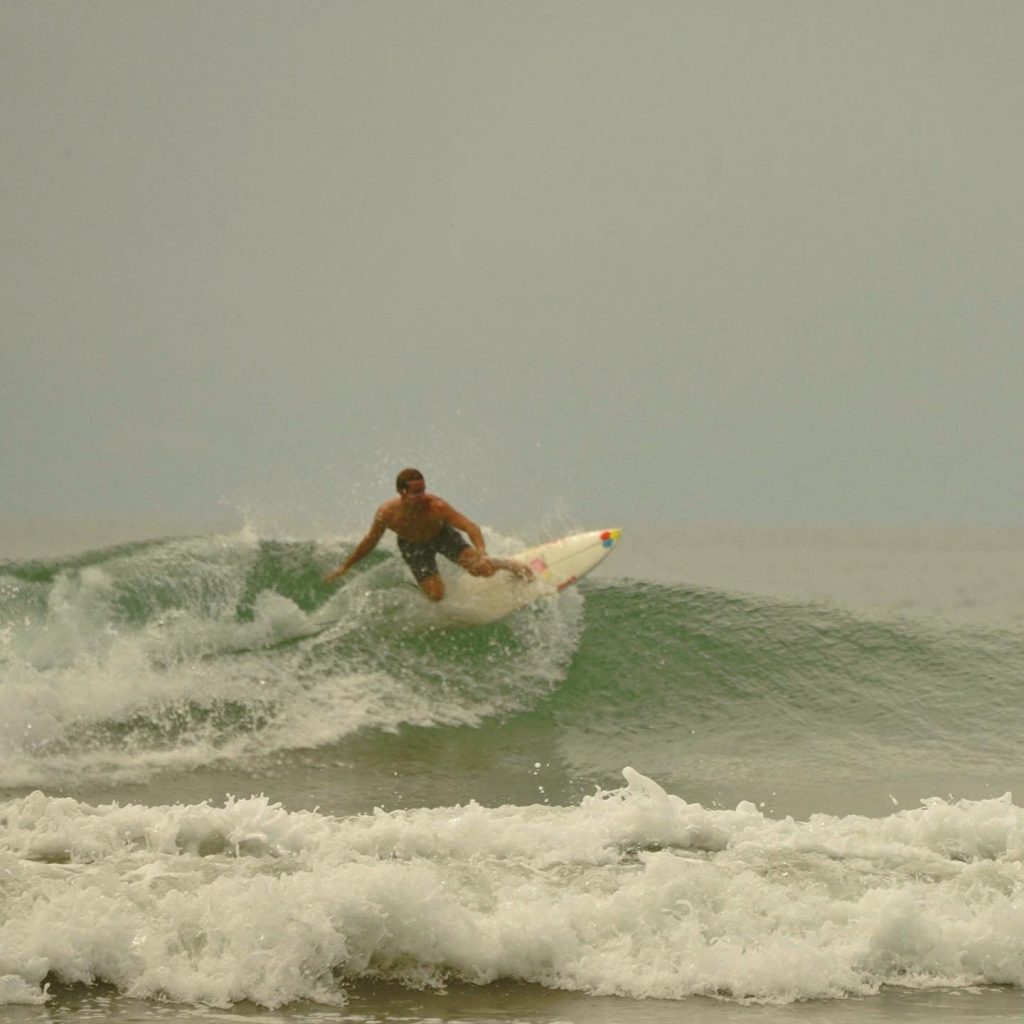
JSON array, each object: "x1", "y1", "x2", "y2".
[{"x1": 397, "y1": 524, "x2": 471, "y2": 583}]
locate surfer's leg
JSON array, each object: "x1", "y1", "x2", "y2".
[
  {"x1": 398, "y1": 537, "x2": 444, "y2": 596},
  {"x1": 419, "y1": 573, "x2": 445, "y2": 601}
]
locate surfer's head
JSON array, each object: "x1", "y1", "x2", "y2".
[{"x1": 396, "y1": 468, "x2": 425, "y2": 494}]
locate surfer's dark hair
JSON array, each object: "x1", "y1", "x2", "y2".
[{"x1": 396, "y1": 468, "x2": 425, "y2": 492}]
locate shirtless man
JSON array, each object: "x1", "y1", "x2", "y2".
[{"x1": 323, "y1": 468, "x2": 532, "y2": 602}]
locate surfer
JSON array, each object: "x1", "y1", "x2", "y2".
[{"x1": 323, "y1": 468, "x2": 533, "y2": 602}]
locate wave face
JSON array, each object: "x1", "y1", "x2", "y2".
[
  {"x1": 2, "y1": 530, "x2": 1024, "y2": 1009},
  {"x1": 0, "y1": 533, "x2": 582, "y2": 790}
]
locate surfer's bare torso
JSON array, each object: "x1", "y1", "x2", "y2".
[{"x1": 376, "y1": 490, "x2": 467, "y2": 544}]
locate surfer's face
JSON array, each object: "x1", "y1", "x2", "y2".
[{"x1": 401, "y1": 479, "x2": 427, "y2": 505}]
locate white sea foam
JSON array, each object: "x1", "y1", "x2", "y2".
[
  {"x1": 0, "y1": 530, "x2": 580, "y2": 788},
  {"x1": 3, "y1": 770, "x2": 1024, "y2": 1009}
]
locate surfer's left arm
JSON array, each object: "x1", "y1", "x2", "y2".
[
  {"x1": 440, "y1": 504, "x2": 488, "y2": 552},
  {"x1": 440, "y1": 503, "x2": 534, "y2": 582},
  {"x1": 438, "y1": 499, "x2": 532, "y2": 581}
]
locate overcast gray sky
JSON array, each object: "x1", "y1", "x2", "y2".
[{"x1": 3, "y1": 1, "x2": 1022, "y2": 530}]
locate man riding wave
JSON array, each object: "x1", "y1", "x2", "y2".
[{"x1": 323, "y1": 468, "x2": 532, "y2": 602}]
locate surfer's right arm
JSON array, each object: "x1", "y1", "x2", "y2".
[{"x1": 323, "y1": 515, "x2": 387, "y2": 585}]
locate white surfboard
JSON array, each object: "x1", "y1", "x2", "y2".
[{"x1": 435, "y1": 528, "x2": 622, "y2": 625}]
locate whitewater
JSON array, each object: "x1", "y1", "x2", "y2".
[{"x1": 2, "y1": 520, "x2": 1024, "y2": 1022}]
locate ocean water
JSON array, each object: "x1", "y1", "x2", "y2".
[{"x1": 2, "y1": 519, "x2": 1024, "y2": 1023}]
